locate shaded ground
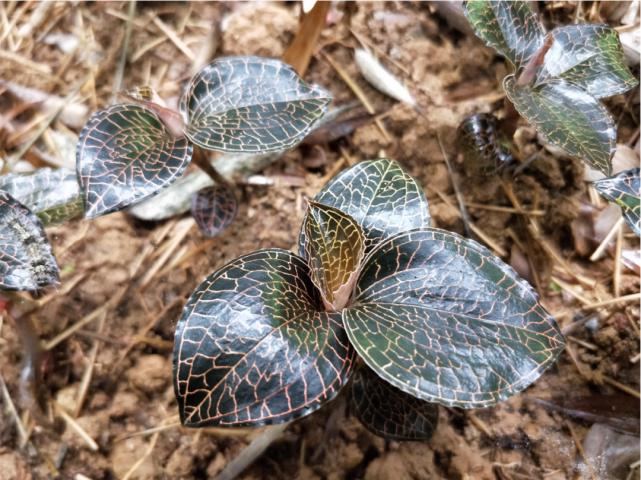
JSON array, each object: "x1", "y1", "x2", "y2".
[{"x1": 0, "y1": 2, "x2": 639, "y2": 479}]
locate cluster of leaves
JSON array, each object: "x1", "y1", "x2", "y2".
[
  {"x1": 173, "y1": 158, "x2": 565, "y2": 440},
  {"x1": 0, "y1": 56, "x2": 330, "y2": 293},
  {"x1": 464, "y1": 0, "x2": 638, "y2": 175},
  {"x1": 593, "y1": 168, "x2": 641, "y2": 236}
]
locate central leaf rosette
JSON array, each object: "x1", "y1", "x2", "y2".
[{"x1": 173, "y1": 158, "x2": 565, "y2": 434}]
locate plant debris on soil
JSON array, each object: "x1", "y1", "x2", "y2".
[{"x1": 0, "y1": 2, "x2": 639, "y2": 480}]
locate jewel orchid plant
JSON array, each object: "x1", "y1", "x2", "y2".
[{"x1": 173, "y1": 158, "x2": 566, "y2": 440}]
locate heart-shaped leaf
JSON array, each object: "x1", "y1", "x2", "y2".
[
  {"x1": 0, "y1": 168, "x2": 83, "y2": 226},
  {"x1": 343, "y1": 228, "x2": 565, "y2": 408},
  {"x1": 302, "y1": 202, "x2": 365, "y2": 311},
  {"x1": 173, "y1": 249, "x2": 354, "y2": 427},
  {"x1": 191, "y1": 184, "x2": 238, "y2": 238},
  {"x1": 181, "y1": 56, "x2": 331, "y2": 153},
  {"x1": 299, "y1": 159, "x2": 431, "y2": 255},
  {"x1": 0, "y1": 191, "x2": 59, "y2": 291},
  {"x1": 594, "y1": 168, "x2": 640, "y2": 236},
  {"x1": 539, "y1": 25, "x2": 638, "y2": 99},
  {"x1": 457, "y1": 113, "x2": 515, "y2": 177},
  {"x1": 76, "y1": 104, "x2": 193, "y2": 218},
  {"x1": 464, "y1": 0, "x2": 545, "y2": 67},
  {"x1": 351, "y1": 366, "x2": 438, "y2": 441},
  {"x1": 504, "y1": 75, "x2": 616, "y2": 175}
]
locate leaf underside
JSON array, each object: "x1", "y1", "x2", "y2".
[
  {"x1": 344, "y1": 227, "x2": 565, "y2": 408},
  {"x1": 457, "y1": 113, "x2": 515, "y2": 177},
  {"x1": 503, "y1": 75, "x2": 615, "y2": 176},
  {"x1": 464, "y1": 0, "x2": 544, "y2": 67},
  {"x1": 352, "y1": 366, "x2": 438, "y2": 441},
  {"x1": 0, "y1": 191, "x2": 59, "y2": 291},
  {"x1": 0, "y1": 168, "x2": 83, "y2": 226},
  {"x1": 173, "y1": 249, "x2": 354, "y2": 427},
  {"x1": 181, "y1": 56, "x2": 332, "y2": 153},
  {"x1": 302, "y1": 202, "x2": 365, "y2": 311},
  {"x1": 191, "y1": 184, "x2": 238, "y2": 238},
  {"x1": 593, "y1": 168, "x2": 640, "y2": 236},
  {"x1": 76, "y1": 104, "x2": 193, "y2": 218},
  {"x1": 539, "y1": 24, "x2": 638, "y2": 99},
  {"x1": 299, "y1": 158, "x2": 431, "y2": 256}
]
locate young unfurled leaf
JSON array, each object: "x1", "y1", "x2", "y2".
[
  {"x1": 181, "y1": 56, "x2": 332, "y2": 153},
  {"x1": 343, "y1": 228, "x2": 565, "y2": 408},
  {"x1": 593, "y1": 168, "x2": 640, "y2": 236},
  {"x1": 191, "y1": 184, "x2": 238, "y2": 238},
  {"x1": 539, "y1": 25, "x2": 638, "y2": 99},
  {"x1": 0, "y1": 168, "x2": 83, "y2": 226},
  {"x1": 464, "y1": 0, "x2": 544, "y2": 67},
  {"x1": 457, "y1": 113, "x2": 516, "y2": 177},
  {"x1": 0, "y1": 191, "x2": 59, "y2": 291},
  {"x1": 76, "y1": 104, "x2": 193, "y2": 218},
  {"x1": 352, "y1": 366, "x2": 438, "y2": 441},
  {"x1": 299, "y1": 159, "x2": 431, "y2": 255},
  {"x1": 302, "y1": 202, "x2": 365, "y2": 311},
  {"x1": 173, "y1": 249, "x2": 354, "y2": 427},
  {"x1": 504, "y1": 75, "x2": 616, "y2": 175}
]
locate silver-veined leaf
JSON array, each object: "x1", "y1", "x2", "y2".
[
  {"x1": 352, "y1": 366, "x2": 438, "y2": 441},
  {"x1": 191, "y1": 184, "x2": 238, "y2": 238},
  {"x1": 0, "y1": 168, "x2": 82, "y2": 226},
  {"x1": 593, "y1": 168, "x2": 640, "y2": 236},
  {"x1": 299, "y1": 158, "x2": 431, "y2": 256},
  {"x1": 0, "y1": 191, "x2": 59, "y2": 291},
  {"x1": 343, "y1": 228, "x2": 565, "y2": 408},
  {"x1": 76, "y1": 104, "x2": 193, "y2": 218},
  {"x1": 504, "y1": 75, "x2": 616, "y2": 175},
  {"x1": 539, "y1": 25, "x2": 638, "y2": 99},
  {"x1": 173, "y1": 249, "x2": 355, "y2": 427},
  {"x1": 181, "y1": 56, "x2": 331, "y2": 153}
]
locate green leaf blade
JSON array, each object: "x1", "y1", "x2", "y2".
[
  {"x1": 504, "y1": 75, "x2": 616, "y2": 175},
  {"x1": 593, "y1": 168, "x2": 640, "y2": 236},
  {"x1": 173, "y1": 249, "x2": 354, "y2": 427},
  {"x1": 76, "y1": 104, "x2": 193, "y2": 218},
  {"x1": 0, "y1": 168, "x2": 83, "y2": 226},
  {"x1": 344, "y1": 228, "x2": 565, "y2": 408},
  {"x1": 540, "y1": 25, "x2": 638, "y2": 99},
  {"x1": 464, "y1": 0, "x2": 544, "y2": 67},
  {"x1": 299, "y1": 158, "x2": 431, "y2": 255},
  {"x1": 352, "y1": 366, "x2": 438, "y2": 441},
  {"x1": 302, "y1": 202, "x2": 365, "y2": 311},
  {"x1": 182, "y1": 56, "x2": 331, "y2": 153},
  {"x1": 0, "y1": 191, "x2": 59, "y2": 291},
  {"x1": 191, "y1": 184, "x2": 238, "y2": 238}
]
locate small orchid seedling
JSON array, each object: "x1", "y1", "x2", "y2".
[
  {"x1": 464, "y1": 0, "x2": 638, "y2": 176},
  {"x1": 173, "y1": 158, "x2": 565, "y2": 440},
  {"x1": 76, "y1": 56, "x2": 331, "y2": 236}
]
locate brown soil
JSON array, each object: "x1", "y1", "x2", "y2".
[{"x1": 0, "y1": 2, "x2": 639, "y2": 480}]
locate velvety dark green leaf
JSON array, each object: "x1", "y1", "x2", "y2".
[
  {"x1": 0, "y1": 168, "x2": 83, "y2": 226},
  {"x1": 593, "y1": 168, "x2": 640, "y2": 236},
  {"x1": 181, "y1": 56, "x2": 331, "y2": 153},
  {"x1": 464, "y1": 0, "x2": 544, "y2": 67},
  {"x1": 0, "y1": 191, "x2": 58, "y2": 291},
  {"x1": 76, "y1": 104, "x2": 193, "y2": 218},
  {"x1": 299, "y1": 159, "x2": 431, "y2": 256},
  {"x1": 302, "y1": 202, "x2": 365, "y2": 311},
  {"x1": 191, "y1": 184, "x2": 238, "y2": 238},
  {"x1": 539, "y1": 25, "x2": 638, "y2": 99},
  {"x1": 504, "y1": 75, "x2": 615, "y2": 175},
  {"x1": 352, "y1": 366, "x2": 438, "y2": 441},
  {"x1": 457, "y1": 113, "x2": 516, "y2": 177},
  {"x1": 343, "y1": 228, "x2": 565, "y2": 408},
  {"x1": 173, "y1": 249, "x2": 354, "y2": 427}
]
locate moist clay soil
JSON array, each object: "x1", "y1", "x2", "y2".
[{"x1": 0, "y1": 2, "x2": 639, "y2": 480}]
